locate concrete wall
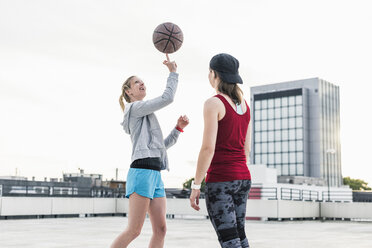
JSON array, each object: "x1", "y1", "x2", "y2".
[
  {"x1": 321, "y1": 202, "x2": 372, "y2": 219},
  {"x1": 0, "y1": 197, "x2": 116, "y2": 216},
  {"x1": 249, "y1": 164, "x2": 277, "y2": 184},
  {"x1": 246, "y1": 199, "x2": 278, "y2": 218},
  {"x1": 1, "y1": 197, "x2": 372, "y2": 220}
]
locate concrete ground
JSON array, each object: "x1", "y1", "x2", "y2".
[{"x1": 1, "y1": 217, "x2": 372, "y2": 248}]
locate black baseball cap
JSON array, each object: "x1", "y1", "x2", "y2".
[{"x1": 209, "y1": 53, "x2": 243, "y2": 84}]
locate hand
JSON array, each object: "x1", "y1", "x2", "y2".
[
  {"x1": 189, "y1": 189, "x2": 201, "y2": 211},
  {"x1": 177, "y1": 115, "x2": 189, "y2": 130},
  {"x1": 163, "y1": 53, "x2": 177, "y2": 73}
]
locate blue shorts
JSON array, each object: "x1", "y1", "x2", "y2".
[{"x1": 125, "y1": 168, "x2": 165, "y2": 199}]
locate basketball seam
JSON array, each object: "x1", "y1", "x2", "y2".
[
  {"x1": 154, "y1": 38, "x2": 170, "y2": 44},
  {"x1": 163, "y1": 24, "x2": 182, "y2": 35},
  {"x1": 163, "y1": 24, "x2": 174, "y2": 53},
  {"x1": 154, "y1": 31, "x2": 183, "y2": 43},
  {"x1": 163, "y1": 24, "x2": 173, "y2": 33}
]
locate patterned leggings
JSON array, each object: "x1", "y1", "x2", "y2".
[{"x1": 205, "y1": 180, "x2": 251, "y2": 248}]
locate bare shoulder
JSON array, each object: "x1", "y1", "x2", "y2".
[
  {"x1": 204, "y1": 96, "x2": 224, "y2": 120},
  {"x1": 204, "y1": 96, "x2": 223, "y2": 109}
]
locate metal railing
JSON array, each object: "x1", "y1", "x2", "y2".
[
  {"x1": 302, "y1": 190, "x2": 319, "y2": 201},
  {"x1": 248, "y1": 187, "x2": 277, "y2": 200},
  {"x1": 0, "y1": 184, "x2": 126, "y2": 198},
  {"x1": 0, "y1": 183, "x2": 352, "y2": 202},
  {"x1": 281, "y1": 188, "x2": 302, "y2": 201},
  {"x1": 321, "y1": 191, "x2": 353, "y2": 202}
]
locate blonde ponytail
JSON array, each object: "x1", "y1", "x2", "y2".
[{"x1": 119, "y1": 76, "x2": 135, "y2": 111}]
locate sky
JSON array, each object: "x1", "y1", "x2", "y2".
[{"x1": 1, "y1": 0, "x2": 372, "y2": 188}]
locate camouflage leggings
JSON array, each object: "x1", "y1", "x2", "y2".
[{"x1": 205, "y1": 180, "x2": 251, "y2": 248}]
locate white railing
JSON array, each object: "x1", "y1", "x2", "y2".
[{"x1": 1, "y1": 197, "x2": 372, "y2": 220}]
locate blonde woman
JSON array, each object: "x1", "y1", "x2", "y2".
[
  {"x1": 111, "y1": 54, "x2": 189, "y2": 248},
  {"x1": 190, "y1": 53, "x2": 252, "y2": 248}
]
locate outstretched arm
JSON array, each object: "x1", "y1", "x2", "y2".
[{"x1": 131, "y1": 55, "x2": 178, "y2": 117}]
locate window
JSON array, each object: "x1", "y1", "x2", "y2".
[
  {"x1": 282, "y1": 118, "x2": 288, "y2": 129},
  {"x1": 262, "y1": 132, "x2": 268, "y2": 142},
  {"x1": 297, "y1": 152, "x2": 303, "y2": 163},
  {"x1": 268, "y1": 131, "x2": 274, "y2": 141},
  {"x1": 261, "y1": 154, "x2": 268, "y2": 164},
  {"x1": 255, "y1": 121, "x2": 261, "y2": 131},
  {"x1": 275, "y1": 130, "x2": 281, "y2": 141},
  {"x1": 297, "y1": 164, "x2": 304, "y2": 175},
  {"x1": 275, "y1": 119, "x2": 281, "y2": 130},
  {"x1": 282, "y1": 141, "x2": 289, "y2": 152},
  {"x1": 296, "y1": 95, "x2": 302, "y2": 105},
  {"x1": 282, "y1": 152, "x2": 289, "y2": 163},
  {"x1": 282, "y1": 130, "x2": 289, "y2": 140},
  {"x1": 296, "y1": 140, "x2": 303, "y2": 151},
  {"x1": 255, "y1": 143, "x2": 261, "y2": 153},
  {"x1": 275, "y1": 153, "x2": 282, "y2": 163},
  {"x1": 296, "y1": 105, "x2": 302, "y2": 116},
  {"x1": 261, "y1": 109, "x2": 267, "y2": 120},
  {"x1": 255, "y1": 100, "x2": 261, "y2": 110},
  {"x1": 268, "y1": 99, "x2": 274, "y2": 108},
  {"x1": 268, "y1": 120, "x2": 274, "y2": 131},
  {"x1": 289, "y1": 141, "x2": 296, "y2": 151},
  {"x1": 296, "y1": 128, "x2": 303, "y2": 139},
  {"x1": 255, "y1": 110, "x2": 261, "y2": 120},
  {"x1": 275, "y1": 108, "x2": 281, "y2": 119},
  {"x1": 268, "y1": 109, "x2": 274, "y2": 119},
  {"x1": 268, "y1": 142, "x2": 274, "y2": 153},
  {"x1": 296, "y1": 117, "x2": 303, "y2": 128},
  {"x1": 262, "y1": 100, "x2": 267, "y2": 109},
  {"x1": 282, "y1": 97, "x2": 288, "y2": 106},
  {"x1": 262, "y1": 120, "x2": 268, "y2": 131},
  {"x1": 261, "y1": 143, "x2": 268, "y2": 153},
  {"x1": 275, "y1": 142, "x2": 282, "y2": 152},
  {"x1": 268, "y1": 153, "x2": 274, "y2": 164},
  {"x1": 255, "y1": 132, "x2": 261, "y2": 142},
  {"x1": 255, "y1": 154, "x2": 261, "y2": 163},
  {"x1": 275, "y1": 98, "x2": 281, "y2": 107},
  {"x1": 282, "y1": 107, "x2": 288, "y2": 118},
  {"x1": 289, "y1": 152, "x2": 296, "y2": 163},
  {"x1": 254, "y1": 94, "x2": 304, "y2": 176}
]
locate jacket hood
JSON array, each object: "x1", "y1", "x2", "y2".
[{"x1": 121, "y1": 103, "x2": 133, "y2": 134}]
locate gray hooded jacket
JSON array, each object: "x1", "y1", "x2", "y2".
[{"x1": 121, "y1": 72, "x2": 180, "y2": 171}]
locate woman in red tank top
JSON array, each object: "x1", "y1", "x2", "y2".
[{"x1": 189, "y1": 53, "x2": 252, "y2": 248}]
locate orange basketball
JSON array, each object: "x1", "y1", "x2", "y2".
[{"x1": 152, "y1": 22, "x2": 183, "y2": 54}]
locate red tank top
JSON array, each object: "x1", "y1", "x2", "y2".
[{"x1": 206, "y1": 94, "x2": 251, "y2": 183}]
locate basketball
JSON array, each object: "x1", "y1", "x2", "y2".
[{"x1": 153, "y1": 22, "x2": 183, "y2": 54}]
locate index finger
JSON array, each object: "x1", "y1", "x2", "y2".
[{"x1": 166, "y1": 53, "x2": 170, "y2": 62}]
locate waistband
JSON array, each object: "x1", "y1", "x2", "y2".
[{"x1": 130, "y1": 157, "x2": 161, "y2": 171}]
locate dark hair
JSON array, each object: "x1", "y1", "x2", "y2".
[{"x1": 213, "y1": 70, "x2": 243, "y2": 104}]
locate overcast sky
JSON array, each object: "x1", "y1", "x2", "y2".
[{"x1": 1, "y1": 0, "x2": 372, "y2": 188}]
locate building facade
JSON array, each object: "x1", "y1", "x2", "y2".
[{"x1": 250, "y1": 78, "x2": 342, "y2": 186}]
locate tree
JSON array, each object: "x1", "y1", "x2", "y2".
[
  {"x1": 343, "y1": 177, "x2": 371, "y2": 191},
  {"x1": 183, "y1": 177, "x2": 206, "y2": 192}
]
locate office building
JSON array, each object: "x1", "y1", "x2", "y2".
[{"x1": 250, "y1": 78, "x2": 342, "y2": 186}]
